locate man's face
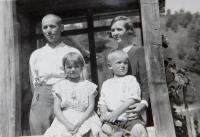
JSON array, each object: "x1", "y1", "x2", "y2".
[{"x1": 42, "y1": 16, "x2": 62, "y2": 44}]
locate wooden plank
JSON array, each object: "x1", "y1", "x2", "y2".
[
  {"x1": 0, "y1": 0, "x2": 21, "y2": 137},
  {"x1": 87, "y1": 9, "x2": 99, "y2": 85},
  {"x1": 139, "y1": 0, "x2": 176, "y2": 137},
  {"x1": 20, "y1": 127, "x2": 156, "y2": 137},
  {"x1": 17, "y1": 0, "x2": 139, "y2": 17},
  {"x1": 13, "y1": 3, "x2": 22, "y2": 136},
  {"x1": 35, "y1": 22, "x2": 141, "y2": 39}
]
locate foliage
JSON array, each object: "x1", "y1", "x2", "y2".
[
  {"x1": 166, "y1": 9, "x2": 193, "y2": 32},
  {"x1": 165, "y1": 59, "x2": 190, "y2": 137},
  {"x1": 166, "y1": 9, "x2": 200, "y2": 74}
]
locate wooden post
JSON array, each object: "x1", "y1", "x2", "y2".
[
  {"x1": 139, "y1": 0, "x2": 176, "y2": 137},
  {"x1": 87, "y1": 9, "x2": 99, "y2": 85},
  {"x1": 0, "y1": 0, "x2": 21, "y2": 137}
]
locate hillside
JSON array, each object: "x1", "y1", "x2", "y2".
[{"x1": 163, "y1": 17, "x2": 200, "y2": 104}]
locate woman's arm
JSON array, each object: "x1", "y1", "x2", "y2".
[
  {"x1": 128, "y1": 47, "x2": 149, "y2": 109},
  {"x1": 54, "y1": 95, "x2": 74, "y2": 131},
  {"x1": 107, "y1": 99, "x2": 138, "y2": 123}
]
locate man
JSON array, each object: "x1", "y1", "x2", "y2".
[{"x1": 29, "y1": 14, "x2": 81, "y2": 135}]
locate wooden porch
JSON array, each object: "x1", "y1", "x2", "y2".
[
  {"x1": 0, "y1": 0, "x2": 176, "y2": 137},
  {"x1": 19, "y1": 127, "x2": 156, "y2": 137}
]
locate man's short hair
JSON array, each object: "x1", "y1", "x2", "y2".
[{"x1": 42, "y1": 13, "x2": 62, "y2": 25}]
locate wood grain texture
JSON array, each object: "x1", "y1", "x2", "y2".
[
  {"x1": 0, "y1": 0, "x2": 21, "y2": 137},
  {"x1": 139, "y1": 0, "x2": 176, "y2": 137}
]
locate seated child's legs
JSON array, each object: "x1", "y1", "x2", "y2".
[
  {"x1": 99, "y1": 131, "x2": 109, "y2": 137},
  {"x1": 130, "y1": 124, "x2": 148, "y2": 137},
  {"x1": 101, "y1": 123, "x2": 123, "y2": 137},
  {"x1": 101, "y1": 123, "x2": 113, "y2": 136}
]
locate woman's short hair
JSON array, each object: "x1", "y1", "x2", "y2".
[
  {"x1": 62, "y1": 52, "x2": 85, "y2": 70},
  {"x1": 109, "y1": 16, "x2": 136, "y2": 38}
]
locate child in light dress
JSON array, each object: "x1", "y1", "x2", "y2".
[
  {"x1": 98, "y1": 50, "x2": 148, "y2": 137},
  {"x1": 44, "y1": 52, "x2": 102, "y2": 137}
]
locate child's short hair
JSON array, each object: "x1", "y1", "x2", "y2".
[
  {"x1": 62, "y1": 52, "x2": 85, "y2": 69},
  {"x1": 107, "y1": 49, "x2": 129, "y2": 64},
  {"x1": 109, "y1": 16, "x2": 136, "y2": 38}
]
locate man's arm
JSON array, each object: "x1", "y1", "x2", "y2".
[
  {"x1": 29, "y1": 53, "x2": 37, "y2": 93},
  {"x1": 29, "y1": 67, "x2": 35, "y2": 94}
]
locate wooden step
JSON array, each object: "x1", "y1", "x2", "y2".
[{"x1": 20, "y1": 127, "x2": 156, "y2": 137}]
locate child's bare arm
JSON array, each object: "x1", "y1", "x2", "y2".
[
  {"x1": 107, "y1": 99, "x2": 138, "y2": 123},
  {"x1": 78, "y1": 92, "x2": 96, "y2": 125},
  {"x1": 71, "y1": 91, "x2": 96, "y2": 134},
  {"x1": 54, "y1": 95, "x2": 74, "y2": 131}
]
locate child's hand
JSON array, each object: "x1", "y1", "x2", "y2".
[
  {"x1": 107, "y1": 112, "x2": 119, "y2": 123},
  {"x1": 61, "y1": 100, "x2": 70, "y2": 110},
  {"x1": 65, "y1": 123, "x2": 74, "y2": 132},
  {"x1": 100, "y1": 113, "x2": 108, "y2": 122},
  {"x1": 71, "y1": 122, "x2": 82, "y2": 135}
]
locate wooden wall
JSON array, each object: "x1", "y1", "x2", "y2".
[
  {"x1": 18, "y1": 14, "x2": 37, "y2": 136},
  {"x1": 0, "y1": 0, "x2": 21, "y2": 136}
]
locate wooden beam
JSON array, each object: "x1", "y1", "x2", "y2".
[
  {"x1": 35, "y1": 22, "x2": 141, "y2": 39},
  {"x1": 139, "y1": 0, "x2": 176, "y2": 137},
  {"x1": 87, "y1": 9, "x2": 99, "y2": 86},
  {"x1": 0, "y1": 0, "x2": 21, "y2": 136}
]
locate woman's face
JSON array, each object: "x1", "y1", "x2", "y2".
[{"x1": 110, "y1": 20, "x2": 127, "y2": 43}]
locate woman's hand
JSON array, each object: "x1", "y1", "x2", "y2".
[{"x1": 126, "y1": 102, "x2": 146, "y2": 120}]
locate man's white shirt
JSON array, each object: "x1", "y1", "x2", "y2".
[{"x1": 29, "y1": 42, "x2": 81, "y2": 86}]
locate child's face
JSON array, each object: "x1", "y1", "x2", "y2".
[
  {"x1": 108, "y1": 54, "x2": 129, "y2": 77},
  {"x1": 111, "y1": 20, "x2": 128, "y2": 43},
  {"x1": 64, "y1": 61, "x2": 82, "y2": 81}
]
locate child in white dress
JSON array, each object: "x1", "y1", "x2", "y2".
[
  {"x1": 98, "y1": 50, "x2": 147, "y2": 137},
  {"x1": 44, "y1": 52, "x2": 102, "y2": 137}
]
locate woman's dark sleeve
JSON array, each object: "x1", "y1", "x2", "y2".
[{"x1": 128, "y1": 47, "x2": 150, "y2": 103}]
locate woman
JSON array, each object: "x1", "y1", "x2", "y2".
[{"x1": 109, "y1": 16, "x2": 149, "y2": 122}]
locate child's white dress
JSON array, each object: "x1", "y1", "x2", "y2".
[{"x1": 44, "y1": 80, "x2": 102, "y2": 137}]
